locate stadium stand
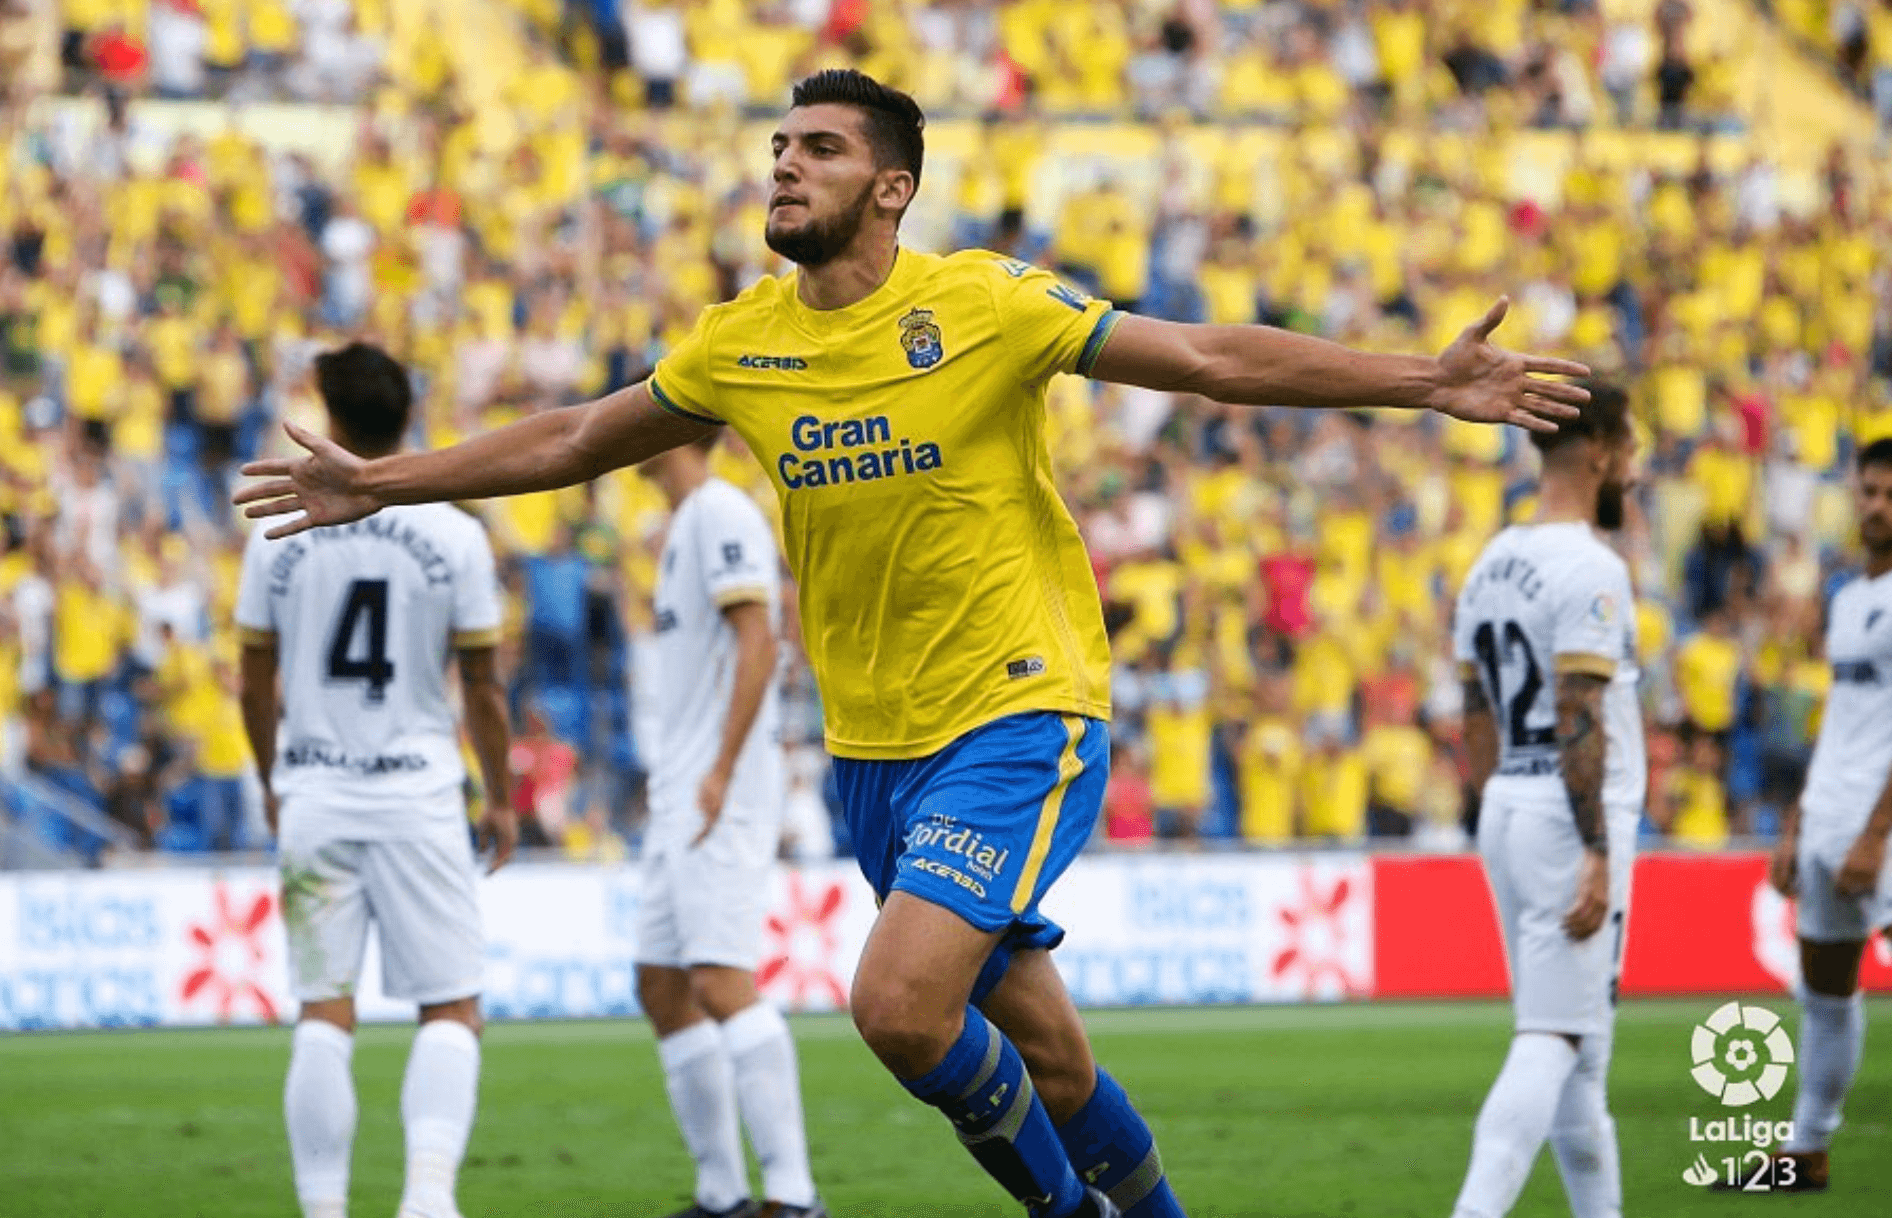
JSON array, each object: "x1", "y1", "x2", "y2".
[{"x1": 0, "y1": 0, "x2": 1888, "y2": 864}]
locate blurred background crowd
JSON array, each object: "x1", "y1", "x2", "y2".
[{"x1": 0, "y1": 0, "x2": 1888, "y2": 866}]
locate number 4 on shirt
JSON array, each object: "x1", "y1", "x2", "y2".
[{"x1": 327, "y1": 578, "x2": 396, "y2": 704}]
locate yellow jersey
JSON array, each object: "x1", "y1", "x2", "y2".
[{"x1": 651, "y1": 249, "x2": 1120, "y2": 759}]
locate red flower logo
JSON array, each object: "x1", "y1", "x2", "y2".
[
  {"x1": 757, "y1": 874, "x2": 848, "y2": 1011},
  {"x1": 180, "y1": 883, "x2": 280, "y2": 1024},
  {"x1": 1271, "y1": 869, "x2": 1365, "y2": 998}
]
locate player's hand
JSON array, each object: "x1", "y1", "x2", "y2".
[
  {"x1": 1768, "y1": 833, "x2": 1799, "y2": 898},
  {"x1": 234, "y1": 421, "x2": 383, "y2": 539},
  {"x1": 692, "y1": 767, "x2": 730, "y2": 848},
  {"x1": 478, "y1": 805, "x2": 518, "y2": 874},
  {"x1": 263, "y1": 789, "x2": 281, "y2": 838},
  {"x1": 1563, "y1": 850, "x2": 1610, "y2": 941},
  {"x1": 1836, "y1": 831, "x2": 1887, "y2": 898},
  {"x1": 1426, "y1": 298, "x2": 1590, "y2": 434}
]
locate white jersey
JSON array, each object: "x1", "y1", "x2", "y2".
[
  {"x1": 1453, "y1": 521, "x2": 1646, "y2": 810},
  {"x1": 235, "y1": 504, "x2": 502, "y2": 835},
  {"x1": 1800, "y1": 570, "x2": 1892, "y2": 842},
  {"x1": 646, "y1": 477, "x2": 784, "y2": 847}
]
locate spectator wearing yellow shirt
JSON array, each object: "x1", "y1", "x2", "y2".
[
  {"x1": 197, "y1": 320, "x2": 251, "y2": 469},
  {"x1": 1686, "y1": 422, "x2": 1754, "y2": 530},
  {"x1": 1145, "y1": 675, "x2": 1212, "y2": 841},
  {"x1": 1238, "y1": 677, "x2": 1302, "y2": 843},
  {"x1": 52, "y1": 555, "x2": 122, "y2": 736},
  {"x1": 1659, "y1": 734, "x2": 1731, "y2": 847},
  {"x1": 1361, "y1": 709, "x2": 1434, "y2": 839},
  {"x1": 1300, "y1": 721, "x2": 1368, "y2": 841},
  {"x1": 1675, "y1": 610, "x2": 1743, "y2": 740},
  {"x1": 176, "y1": 656, "x2": 254, "y2": 851}
]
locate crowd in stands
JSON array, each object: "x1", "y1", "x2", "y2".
[
  {"x1": 1783, "y1": 0, "x2": 1892, "y2": 133},
  {"x1": 37, "y1": 0, "x2": 1760, "y2": 130},
  {"x1": 0, "y1": 0, "x2": 1888, "y2": 863}
]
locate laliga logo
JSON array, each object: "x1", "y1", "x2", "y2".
[{"x1": 1690, "y1": 1001, "x2": 1794, "y2": 1107}]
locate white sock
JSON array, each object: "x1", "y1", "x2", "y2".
[
  {"x1": 285, "y1": 1019, "x2": 357, "y2": 1218},
  {"x1": 659, "y1": 1020, "x2": 749, "y2": 1212},
  {"x1": 1786, "y1": 990, "x2": 1866, "y2": 1153},
  {"x1": 1452, "y1": 1033, "x2": 1581, "y2": 1218},
  {"x1": 399, "y1": 1019, "x2": 481, "y2": 1218},
  {"x1": 723, "y1": 1002, "x2": 818, "y2": 1207},
  {"x1": 1549, "y1": 1031, "x2": 1621, "y2": 1218}
]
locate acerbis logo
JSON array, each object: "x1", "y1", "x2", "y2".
[
  {"x1": 1690, "y1": 1001, "x2": 1794, "y2": 1107},
  {"x1": 736, "y1": 354, "x2": 809, "y2": 370}
]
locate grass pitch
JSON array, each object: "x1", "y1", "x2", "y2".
[{"x1": 2, "y1": 999, "x2": 1887, "y2": 1217}]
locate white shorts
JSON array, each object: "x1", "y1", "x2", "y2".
[
  {"x1": 1478, "y1": 783, "x2": 1638, "y2": 1039},
  {"x1": 278, "y1": 810, "x2": 484, "y2": 1006},
  {"x1": 634, "y1": 811, "x2": 775, "y2": 972},
  {"x1": 1797, "y1": 824, "x2": 1892, "y2": 943}
]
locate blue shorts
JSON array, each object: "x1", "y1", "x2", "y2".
[{"x1": 834, "y1": 712, "x2": 1109, "y2": 1004}]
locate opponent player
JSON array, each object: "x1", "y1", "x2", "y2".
[
  {"x1": 636, "y1": 435, "x2": 823, "y2": 1218},
  {"x1": 1765, "y1": 437, "x2": 1892, "y2": 1193},
  {"x1": 237, "y1": 70, "x2": 1586, "y2": 1218},
  {"x1": 236, "y1": 343, "x2": 515, "y2": 1218},
  {"x1": 1449, "y1": 382, "x2": 1642, "y2": 1218}
]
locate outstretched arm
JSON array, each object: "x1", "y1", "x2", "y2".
[
  {"x1": 235, "y1": 381, "x2": 713, "y2": 539},
  {"x1": 1087, "y1": 298, "x2": 1588, "y2": 432}
]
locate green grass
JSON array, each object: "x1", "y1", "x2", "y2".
[{"x1": 1, "y1": 999, "x2": 1888, "y2": 1217}]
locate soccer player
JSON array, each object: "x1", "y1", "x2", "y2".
[
  {"x1": 236, "y1": 70, "x2": 1586, "y2": 1218},
  {"x1": 1448, "y1": 382, "x2": 1642, "y2": 1218},
  {"x1": 1765, "y1": 436, "x2": 1892, "y2": 1193},
  {"x1": 636, "y1": 435, "x2": 823, "y2": 1218},
  {"x1": 235, "y1": 343, "x2": 516, "y2": 1218}
]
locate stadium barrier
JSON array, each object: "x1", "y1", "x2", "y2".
[{"x1": 3, "y1": 852, "x2": 1887, "y2": 1031}]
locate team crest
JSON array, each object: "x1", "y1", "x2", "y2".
[{"x1": 898, "y1": 308, "x2": 944, "y2": 370}]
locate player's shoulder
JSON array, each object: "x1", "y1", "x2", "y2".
[
  {"x1": 699, "y1": 272, "x2": 793, "y2": 329},
  {"x1": 1832, "y1": 569, "x2": 1892, "y2": 600},
  {"x1": 699, "y1": 477, "x2": 772, "y2": 528},
  {"x1": 1465, "y1": 524, "x2": 1524, "y2": 572},
  {"x1": 1538, "y1": 522, "x2": 1629, "y2": 582},
  {"x1": 940, "y1": 247, "x2": 1040, "y2": 288},
  {"x1": 378, "y1": 502, "x2": 495, "y2": 565},
  {"x1": 393, "y1": 499, "x2": 489, "y2": 537}
]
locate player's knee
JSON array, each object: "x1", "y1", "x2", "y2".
[
  {"x1": 689, "y1": 965, "x2": 759, "y2": 1022},
  {"x1": 299, "y1": 998, "x2": 357, "y2": 1035},
  {"x1": 418, "y1": 995, "x2": 482, "y2": 1037},
  {"x1": 637, "y1": 967, "x2": 699, "y2": 1034},
  {"x1": 1799, "y1": 939, "x2": 1865, "y2": 997},
  {"x1": 850, "y1": 975, "x2": 959, "y2": 1077}
]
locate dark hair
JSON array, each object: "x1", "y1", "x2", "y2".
[
  {"x1": 314, "y1": 342, "x2": 412, "y2": 451},
  {"x1": 1529, "y1": 379, "x2": 1631, "y2": 457},
  {"x1": 790, "y1": 69, "x2": 925, "y2": 192},
  {"x1": 1858, "y1": 437, "x2": 1892, "y2": 474}
]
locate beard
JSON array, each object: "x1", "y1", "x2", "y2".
[
  {"x1": 1596, "y1": 480, "x2": 1627, "y2": 531},
  {"x1": 764, "y1": 181, "x2": 875, "y2": 267}
]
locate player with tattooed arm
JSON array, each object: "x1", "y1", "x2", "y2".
[{"x1": 1449, "y1": 382, "x2": 1643, "y2": 1218}]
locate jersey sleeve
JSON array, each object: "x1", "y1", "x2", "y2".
[
  {"x1": 699, "y1": 492, "x2": 777, "y2": 609},
  {"x1": 985, "y1": 256, "x2": 1122, "y2": 384},
  {"x1": 451, "y1": 523, "x2": 504, "y2": 649},
  {"x1": 1552, "y1": 557, "x2": 1629, "y2": 679},
  {"x1": 233, "y1": 526, "x2": 277, "y2": 645},
  {"x1": 648, "y1": 310, "x2": 725, "y2": 426}
]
